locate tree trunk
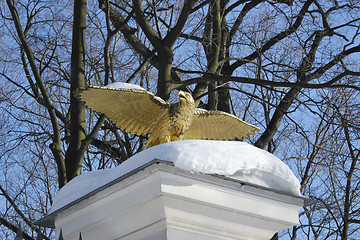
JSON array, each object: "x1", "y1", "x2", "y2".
[
  {"x1": 157, "y1": 48, "x2": 173, "y2": 101},
  {"x1": 65, "y1": 0, "x2": 87, "y2": 183}
]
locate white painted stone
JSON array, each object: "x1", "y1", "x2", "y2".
[{"x1": 38, "y1": 161, "x2": 308, "y2": 240}]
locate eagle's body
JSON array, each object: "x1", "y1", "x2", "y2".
[
  {"x1": 147, "y1": 91, "x2": 195, "y2": 148},
  {"x1": 78, "y1": 84, "x2": 260, "y2": 149}
]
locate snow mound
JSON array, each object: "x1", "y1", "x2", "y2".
[
  {"x1": 50, "y1": 140, "x2": 301, "y2": 213},
  {"x1": 104, "y1": 82, "x2": 145, "y2": 91}
]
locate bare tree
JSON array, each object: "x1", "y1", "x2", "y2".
[{"x1": 0, "y1": 0, "x2": 360, "y2": 239}]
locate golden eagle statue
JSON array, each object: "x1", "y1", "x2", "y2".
[{"x1": 78, "y1": 83, "x2": 260, "y2": 149}]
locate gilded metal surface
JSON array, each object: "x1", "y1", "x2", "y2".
[{"x1": 78, "y1": 86, "x2": 260, "y2": 149}]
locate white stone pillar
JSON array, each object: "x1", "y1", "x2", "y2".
[{"x1": 37, "y1": 160, "x2": 310, "y2": 240}]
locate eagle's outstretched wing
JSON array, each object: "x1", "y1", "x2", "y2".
[
  {"x1": 183, "y1": 110, "x2": 260, "y2": 140},
  {"x1": 78, "y1": 86, "x2": 170, "y2": 136}
]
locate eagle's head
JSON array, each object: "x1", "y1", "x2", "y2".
[{"x1": 178, "y1": 91, "x2": 195, "y2": 107}]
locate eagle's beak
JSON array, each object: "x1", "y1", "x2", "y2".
[{"x1": 178, "y1": 91, "x2": 186, "y2": 99}]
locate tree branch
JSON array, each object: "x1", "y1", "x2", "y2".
[
  {"x1": 0, "y1": 185, "x2": 50, "y2": 240},
  {"x1": 163, "y1": 0, "x2": 198, "y2": 47},
  {"x1": 0, "y1": 216, "x2": 34, "y2": 240},
  {"x1": 132, "y1": 0, "x2": 162, "y2": 50},
  {"x1": 225, "y1": 0, "x2": 315, "y2": 75},
  {"x1": 6, "y1": 0, "x2": 65, "y2": 187},
  {"x1": 171, "y1": 73, "x2": 360, "y2": 91}
]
